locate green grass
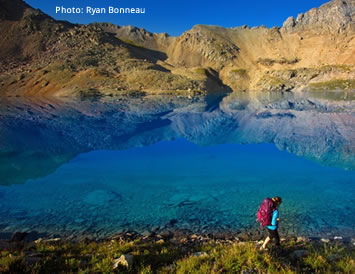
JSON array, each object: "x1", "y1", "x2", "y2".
[
  {"x1": 120, "y1": 39, "x2": 144, "y2": 48},
  {"x1": 0, "y1": 238, "x2": 354, "y2": 273},
  {"x1": 257, "y1": 75, "x2": 291, "y2": 91},
  {"x1": 257, "y1": 57, "x2": 300, "y2": 66},
  {"x1": 309, "y1": 79, "x2": 355, "y2": 91},
  {"x1": 230, "y1": 69, "x2": 248, "y2": 77},
  {"x1": 319, "y1": 64, "x2": 353, "y2": 73},
  {"x1": 194, "y1": 68, "x2": 209, "y2": 76}
]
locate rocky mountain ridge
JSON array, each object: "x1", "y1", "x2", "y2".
[
  {"x1": 282, "y1": 0, "x2": 355, "y2": 32},
  {"x1": 0, "y1": 0, "x2": 354, "y2": 96}
]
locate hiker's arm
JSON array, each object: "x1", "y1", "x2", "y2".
[{"x1": 271, "y1": 211, "x2": 279, "y2": 226}]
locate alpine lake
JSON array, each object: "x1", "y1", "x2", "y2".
[{"x1": 0, "y1": 91, "x2": 354, "y2": 240}]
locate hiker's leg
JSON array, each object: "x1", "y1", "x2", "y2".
[
  {"x1": 262, "y1": 236, "x2": 270, "y2": 249},
  {"x1": 274, "y1": 230, "x2": 280, "y2": 246}
]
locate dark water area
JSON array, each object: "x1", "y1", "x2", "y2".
[{"x1": 0, "y1": 91, "x2": 354, "y2": 239}]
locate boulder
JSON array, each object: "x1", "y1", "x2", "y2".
[
  {"x1": 10, "y1": 232, "x2": 28, "y2": 242},
  {"x1": 237, "y1": 232, "x2": 250, "y2": 241},
  {"x1": 22, "y1": 231, "x2": 48, "y2": 243},
  {"x1": 112, "y1": 254, "x2": 133, "y2": 269},
  {"x1": 43, "y1": 238, "x2": 61, "y2": 243},
  {"x1": 142, "y1": 231, "x2": 153, "y2": 238},
  {"x1": 160, "y1": 231, "x2": 173, "y2": 239},
  {"x1": 296, "y1": 236, "x2": 309, "y2": 243}
]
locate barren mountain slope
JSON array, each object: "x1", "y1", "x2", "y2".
[
  {"x1": 0, "y1": 0, "x2": 354, "y2": 96},
  {"x1": 164, "y1": 0, "x2": 355, "y2": 91},
  {"x1": 0, "y1": 0, "x2": 228, "y2": 96}
]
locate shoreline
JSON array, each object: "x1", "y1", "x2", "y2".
[
  {"x1": 1, "y1": 228, "x2": 354, "y2": 273},
  {"x1": 1, "y1": 227, "x2": 354, "y2": 245}
]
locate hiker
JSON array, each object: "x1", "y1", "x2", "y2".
[{"x1": 259, "y1": 196, "x2": 282, "y2": 250}]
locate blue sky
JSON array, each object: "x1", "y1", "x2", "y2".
[{"x1": 25, "y1": 0, "x2": 329, "y2": 36}]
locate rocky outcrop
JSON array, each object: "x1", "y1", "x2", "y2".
[
  {"x1": 167, "y1": 25, "x2": 240, "y2": 69},
  {"x1": 282, "y1": 0, "x2": 355, "y2": 33},
  {"x1": 113, "y1": 254, "x2": 133, "y2": 269},
  {"x1": 95, "y1": 23, "x2": 174, "y2": 52}
]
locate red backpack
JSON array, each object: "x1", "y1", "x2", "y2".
[{"x1": 257, "y1": 198, "x2": 274, "y2": 228}]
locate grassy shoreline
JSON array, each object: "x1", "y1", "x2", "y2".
[{"x1": 1, "y1": 231, "x2": 354, "y2": 273}]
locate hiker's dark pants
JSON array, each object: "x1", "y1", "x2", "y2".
[{"x1": 267, "y1": 228, "x2": 280, "y2": 246}]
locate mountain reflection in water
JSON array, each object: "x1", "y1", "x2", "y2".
[
  {"x1": 1, "y1": 92, "x2": 354, "y2": 186},
  {"x1": 0, "y1": 92, "x2": 354, "y2": 239}
]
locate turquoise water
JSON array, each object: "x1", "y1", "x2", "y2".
[
  {"x1": 0, "y1": 94, "x2": 354, "y2": 239},
  {"x1": 1, "y1": 139, "x2": 354, "y2": 239}
]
